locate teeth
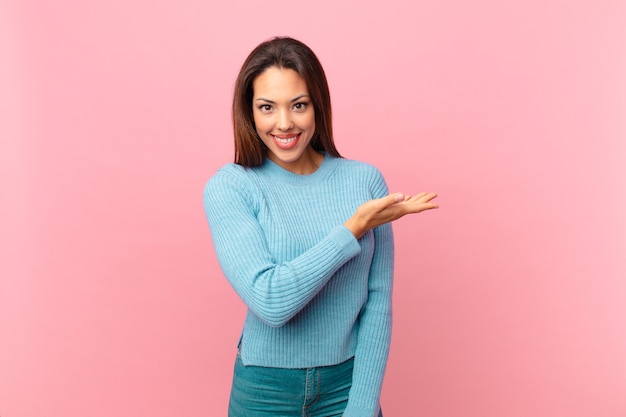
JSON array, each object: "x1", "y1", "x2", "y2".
[{"x1": 273, "y1": 135, "x2": 297, "y2": 144}]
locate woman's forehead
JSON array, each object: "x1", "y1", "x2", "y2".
[{"x1": 253, "y1": 67, "x2": 309, "y2": 99}]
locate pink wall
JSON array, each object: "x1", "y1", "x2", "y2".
[{"x1": 2, "y1": 1, "x2": 625, "y2": 416}]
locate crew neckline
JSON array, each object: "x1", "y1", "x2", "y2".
[{"x1": 260, "y1": 153, "x2": 339, "y2": 185}]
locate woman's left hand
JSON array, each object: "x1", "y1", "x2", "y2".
[{"x1": 344, "y1": 192, "x2": 438, "y2": 239}]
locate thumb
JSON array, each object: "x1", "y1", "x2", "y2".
[
  {"x1": 380, "y1": 193, "x2": 404, "y2": 207},
  {"x1": 369, "y1": 193, "x2": 405, "y2": 212}
]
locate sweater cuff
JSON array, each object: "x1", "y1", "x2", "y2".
[
  {"x1": 342, "y1": 404, "x2": 380, "y2": 417},
  {"x1": 331, "y1": 226, "x2": 361, "y2": 259}
]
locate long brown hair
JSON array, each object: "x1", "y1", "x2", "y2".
[{"x1": 232, "y1": 37, "x2": 341, "y2": 167}]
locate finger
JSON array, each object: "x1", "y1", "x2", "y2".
[
  {"x1": 364, "y1": 193, "x2": 405, "y2": 214},
  {"x1": 403, "y1": 192, "x2": 429, "y2": 203},
  {"x1": 421, "y1": 202, "x2": 439, "y2": 211},
  {"x1": 416, "y1": 192, "x2": 437, "y2": 202},
  {"x1": 403, "y1": 196, "x2": 439, "y2": 212},
  {"x1": 403, "y1": 193, "x2": 427, "y2": 203}
]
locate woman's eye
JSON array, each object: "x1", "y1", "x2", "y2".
[
  {"x1": 293, "y1": 102, "x2": 308, "y2": 111},
  {"x1": 259, "y1": 104, "x2": 272, "y2": 112}
]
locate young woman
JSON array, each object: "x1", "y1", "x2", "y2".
[{"x1": 203, "y1": 37, "x2": 438, "y2": 417}]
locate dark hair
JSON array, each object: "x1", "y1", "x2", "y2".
[{"x1": 232, "y1": 37, "x2": 341, "y2": 167}]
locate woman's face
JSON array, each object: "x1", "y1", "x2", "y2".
[{"x1": 252, "y1": 66, "x2": 318, "y2": 174}]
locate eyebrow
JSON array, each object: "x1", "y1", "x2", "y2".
[{"x1": 255, "y1": 94, "x2": 310, "y2": 104}]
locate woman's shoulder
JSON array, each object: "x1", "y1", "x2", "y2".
[
  {"x1": 203, "y1": 163, "x2": 265, "y2": 212},
  {"x1": 333, "y1": 157, "x2": 388, "y2": 197},
  {"x1": 207, "y1": 162, "x2": 256, "y2": 183},
  {"x1": 204, "y1": 163, "x2": 258, "y2": 195},
  {"x1": 334, "y1": 156, "x2": 385, "y2": 180}
]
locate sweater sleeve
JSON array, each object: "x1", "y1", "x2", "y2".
[
  {"x1": 203, "y1": 168, "x2": 362, "y2": 327},
  {"x1": 343, "y1": 170, "x2": 394, "y2": 417}
]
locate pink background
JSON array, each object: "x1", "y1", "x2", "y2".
[{"x1": 2, "y1": 1, "x2": 625, "y2": 416}]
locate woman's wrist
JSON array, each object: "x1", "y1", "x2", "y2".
[{"x1": 344, "y1": 216, "x2": 367, "y2": 240}]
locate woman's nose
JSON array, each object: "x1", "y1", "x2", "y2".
[{"x1": 276, "y1": 110, "x2": 293, "y2": 131}]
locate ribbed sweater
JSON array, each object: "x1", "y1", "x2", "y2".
[{"x1": 203, "y1": 153, "x2": 394, "y2": 417}]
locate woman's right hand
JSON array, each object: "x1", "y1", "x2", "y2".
[{"x1": 344, "y1": 192, "x2": 439, "y2": 239}]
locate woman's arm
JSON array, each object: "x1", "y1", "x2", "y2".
[
  {"x1": 344, "y1": 221, "x2": 394, "y2": 417},
  {"x1": 203, "y1": 169, "x2": 362, "y2": 327}
]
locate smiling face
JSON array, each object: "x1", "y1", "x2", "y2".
[{"x1": 252, "y1": 66, "x2": 322, "y2": 174}]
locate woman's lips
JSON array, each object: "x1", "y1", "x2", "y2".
[{"x1": 271, "y1": 133, "x2": 300, "y2": 150}]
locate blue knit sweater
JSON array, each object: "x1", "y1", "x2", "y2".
[{"x1": 203, "y1": 153, "x2": 394, "y2": 417}]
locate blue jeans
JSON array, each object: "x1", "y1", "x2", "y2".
[{"x1": 228, "y1": 354, "x2": 383, "y2": 417}]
